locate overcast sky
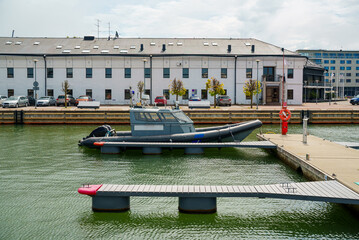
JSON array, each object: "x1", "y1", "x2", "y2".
[{"x1": 0, "y1": 0, "x2": 358, "y2": 51}]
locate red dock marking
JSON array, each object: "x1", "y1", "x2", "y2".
[
  {"x1": 78, "y1": 184, "x2": 103, "y2": 196},
  {"x1": 93, "y1": 142, "x2": 105, "y2": 146}
]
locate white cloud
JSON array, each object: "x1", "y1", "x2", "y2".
[{"x1": 0, "y1": 0, "x2": 358, "y2": 50}]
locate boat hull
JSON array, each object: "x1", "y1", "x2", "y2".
[{"x1": 79, "y1": 120, "x2": 262, "y2": 148}]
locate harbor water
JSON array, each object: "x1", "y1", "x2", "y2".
[{"x1": 0, "y1": 124, "x2": 359, "y2": 239}]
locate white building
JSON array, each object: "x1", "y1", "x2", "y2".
[{"x1": 0, "y1": 37, "x2": 307, "y2": 105}]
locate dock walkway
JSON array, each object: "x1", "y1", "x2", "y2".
[
  {"x1": 78, "y1": 180, "x2": 359, "y2": 213},
  {"x1": 258, "y1": 134, "x2": 359, "y2": 198}
]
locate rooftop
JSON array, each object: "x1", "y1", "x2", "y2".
[{"x1": 0, "y1": 37, "x2": 302, "y2": 57}]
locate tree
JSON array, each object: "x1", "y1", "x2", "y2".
[
  {"x1": 169, "y1": 78, "x2": 186, "y2": 101},
  {"x1": 206, "y1": 77, "x2": 225, "y2": 108},
  {"x1": 137, "y1": 81, "x2": 144, "y2": 99},
  {"x1": 62, "y1": 80, "x2": 70, "y2": 108},
  {"x1": 243, "y1": 79, "x2": 261, "y2": 109}
]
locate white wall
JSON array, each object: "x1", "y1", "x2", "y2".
[{"x1": 0, "y1": 55, "x2": 305, "y2": 105}]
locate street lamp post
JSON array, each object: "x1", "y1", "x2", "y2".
[
  {"x1": 33, "y1": 59, "x2": 39, "y2": 109},
  {"x1": 142, "y1": 58, "x2": 147, "y2": 104},
  {"x1": 304, "y1": 80, "x2": 307, "y2": 103},
  {"x1": 256, "y1": 59, "x2": 260, "y2": 110},
  {"x1": 315, "y1": 79, "x2": 319, "y2": 104}
]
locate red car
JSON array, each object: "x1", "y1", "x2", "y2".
[{"x1": 155, "y1": 96, "x2": 167, "y2": 106}]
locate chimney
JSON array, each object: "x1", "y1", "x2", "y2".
[
  {"x1": 162, "y1": 44, "x2": 166, "y2": 52},
  {"x1": 251, "y1": 45, "x2": 255, "y2": 53},
  {"x1": 227, "y1": 45, "x2": 232, "y2": 53},
  {"x1": 140, "y1": 44, "x2": 144, "y2": 52}
]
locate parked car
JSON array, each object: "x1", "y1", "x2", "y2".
[
  {"x1": 76, "y1": 95, "x2": 92, "y2": 105},
  {"x1": 189, "y1": 95, "x2": 201, "y2": 101},
  {"x1": 27, "y1": 96, "x2": 36, "y2": 106},
  {"x1": 216, "y1": 95, "x2": 232, "y2": 106},
  {"x1": 36, "y1": 96, "x2": 56, "y2": 106},
  {"x1": 56, "y1": 95, "x2": 76, "y2": 106},
  {"x1": 0, "y1": 95, "x2": 7, "y2": 106},
  {"x1": 350, "y1": 94, "x2": 359, "y2": 105},
  {"x1": 2, "y1": 96, "x2": 28, "y2": 108},
  {"x1": 154, "y1": 96, "x2": 168, "y2": 106}
]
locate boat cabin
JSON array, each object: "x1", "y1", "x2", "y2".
[{"x1": 130, "y1": 107, "x2": 195, "y2": 136}]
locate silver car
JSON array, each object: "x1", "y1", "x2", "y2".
[
  {"x1": 2, "y1": 96, "x2": 28, "y2": 108},
  {"x1": 36, "y1": 96, "x2": 56, "y2": 106},
  {"x1": 0, "y1": 95, "x2": 7, "y2": 106}
]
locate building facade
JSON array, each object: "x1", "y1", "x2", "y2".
[
  {"x1": 297, "y1": 49, "x2": 359, "y2": 98},
  {"x1": 0, "y1": 37, "x2": 307, "y2": 105}
]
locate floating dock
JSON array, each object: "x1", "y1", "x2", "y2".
[
  {"x1": 257, "y1": 133, "x2": 359, "y2": 214},
  {"x1": 94, "y1": 141, "x2": 277, "y2": 154},
  {"x1": 78, "y1": 180, "x2": 359, "y2": 213}
]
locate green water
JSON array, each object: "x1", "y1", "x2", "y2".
[{"x1": 0, "y1": 124, "x2": 359, "y2": 239}]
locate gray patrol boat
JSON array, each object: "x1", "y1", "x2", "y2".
[{"x1": 79, "y1": 106, "x2": 262, "y2": 149}]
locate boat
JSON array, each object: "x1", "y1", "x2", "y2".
[{"x1": 78, "y1": 106, "x2": 263, "y2": 149}]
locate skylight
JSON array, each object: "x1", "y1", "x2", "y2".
[
  {"x1": 101, "y1": 50, "x2": 109, "y2": 53},
  {"x1": 120, "y1": 49, "x2": 128, "y2": 53},
  {"x1": 33, "y1": 42, "x2": 40, "y2": 45},
  {"x1": 168, "y1": 43, "x2": 174, "y2": 46},
  {"x1": 62, "y1": 50, "x2": 71, "y2": 53},
  {"x1": 114, "y1": 45, "x2": 120, "y2": 49},
  {"x1": 130, "y1": 45, "x2": 136, "y2": 49},
  {"x1": 75, "y1": 46, "x2": 81, "y2": 49},
  {"x1": 5, "y1": 41, "x2": 12, "y2": 45},
  {"x1": 177, "y1": 42, "x2": 183, "y2": 46},
  {"x1": 56, "y1": 45, "x2": 62, "y2": 49},
  {"x1": 82, "y1": 50, "x2": 90, "y2": 53},
  {"x1": 212, "y1": 42, "x2": 218, "y2": 46},
  {"x1": 203, "y1": 42, "x2": 209, "y2": 46},
  {"x1": 245, "y1": 42, "x2": 251, "y2": 46},
  {"x1": 93, "y1": 45, "x2": 99, "y2": 49},
  {"x1": 15, "y1": 42, "x2": 22, "y2": 45}
]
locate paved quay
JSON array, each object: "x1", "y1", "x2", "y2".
[{"x1": 258, "y1": 134, "x2": 359, "y2": 194}]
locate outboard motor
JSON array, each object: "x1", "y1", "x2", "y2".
[{"x1": 87, "y1": 125, "x2": 113, "y2": 138}]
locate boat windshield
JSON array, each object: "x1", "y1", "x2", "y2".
[{"x1": 172, "y1": 111, "x2": 192, "y2": 123}]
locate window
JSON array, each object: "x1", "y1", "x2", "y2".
[
  {"x1": 66, "y1": 68, "x2": 73, "y2": 78},
  {"x1": 201, "y1": 89, "x2": 208, "y2": 100},
  {"x1": 314, "y1": 53, "x2": 321, "y2": 58},
  {"x1": 163, "y1": 68, "x2": 170, "y2": 78},
  {"x1": 340, "y1": 60, "x2": 345, "y2": 64},
  {"x1": 356, "y1": 79, "x2": 359, "y2": 83},
  {"x1": 347, "y1": 67, "x2": 351, "y2": 70},
  {"x1": 246, "y1": 68, "x2": 252, "y2": 78},
  {"x1": 314, "y1": 59, "x2": 322, "y2": 64},
  {"x1": 357, "y1": 67, "x2": 359, "y2": 70},
  {"x1": 47, "y1": 68, "x2": 53, "y2": 78},
  {"x1": 347, "y1": 60, "x2": 352, "y2": 64},
  {"x1": 67, "y1": 89, "x2": 73, "y2": 96},
  {"x1": 7, "y1": 68, "x2": 14, "y2": 78},
  {"x1": 221, "y1": 68, "x2": 227, "y2": 78},
  {"x1": 340, "y1": 66, "x2": 345, "y2": 70},
  {"x1": 27, "y1": 68, "x2": 34, "y2": 78},
  {"x1": 287, "y1": 89, "x2": 293, "y2": 100},
  {"x1": 356, "y1": 73, "x2": 359, "y2": 77},
  {"x1": 182, "y1": 68, "x2": 189, "y2": 78},
  {"x1": 182, "y1": 89, "x2": 188, "y2": 99},
  {"x1": 124, "y1": 89, "x2": 131, "y2": 100},
  {"x1": 324, "y1": 60, "x2": 329, "y2": 64},
  {"x1": 325, "y1": 72, "x2": 329, "y2": 76},
  {"x1": 86, "y1": 68, "x2": 92, "y2": 78},
  {"x1": 145, "y1": 68, "x2": 151, "y2": 78},
  {"x1": 356, "y1": 60, "x2": 359, "y2": 64},
  {"x1": 202, "y1": 68, "x2": 208, "y2": 78},
  {"x1": 346, "y1": 73, "x2": 351, "y2": 76},
  {"x1": 346, "y1": 79, "x2": 351, "y2": 83},
  {"x1": 47, "y1": 89, "x2": 54, "y2": 96},
  {"x1": 8, "y1": 89, "x2": 14, "y2": 97},
  {"x1": 105, "y1": 89, "x2": 112, "y2": 100},
  {"x1": 125, "y1": 68, "x2": 131, "y2": 78},
  {"x1": 163, "y1": 89, "x2": 170, "y2": 99},
  {"x1": 330, "y1": 60, "x2": 336, "y2": 64},
  {"x1": 105, "y1": 68, "x2": 112, "y2": 78},
  {"x1": 27, "y1": 89, "x2": 34, "y2": 97},
  {"x1": 330, "y1": 66, "x2": 335, "y2": 70},
  {"x1": 86, "y1": 89, "x2": 92, "y2": 98},
  {"x1": 288, "y1": 69, "x2": 294, "y2": 78},
  {"x1": 144, "y1": 89, "x2": 151, "y2": 97},
  {"x1": 324, "y1": 66, "x2": 329, "y2": 70}
]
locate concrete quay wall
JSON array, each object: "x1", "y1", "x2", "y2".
[{"x1": 1, "y1": 108, "x2": 359, "y2": 124}]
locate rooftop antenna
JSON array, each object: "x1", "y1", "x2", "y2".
[
  {"x1": 11, "y1": 30, "x2": 15, "y2": 38},
  {"x1": 108, "y1": 22, "x2": 111, "y2": 40},
  {"x1": 95, "y1": 19, "x2": 100, "y2": 39}
]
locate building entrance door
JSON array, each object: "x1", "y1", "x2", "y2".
[{"x1": 266, "y1": 86, "x2": 280, "y2": 104}]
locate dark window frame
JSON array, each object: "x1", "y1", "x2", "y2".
[
  {"x1": 221, "y1": 68, "x2": 227, "y2": 78},
  {"x1": 163, "y1": 68, "x2": 170, "y2": 78},
  {"x1": 47, "y1": 68, "x2": 53, "y2": 78},
  {"x1": 287, "y1": 89, "x2": 294, "y2": 100},
  {"x1": 86, "y1": 89, "x2": 92, "y2": 98},
  {"x1": 86, "y1": 68, "x2": 92, "y2": 78},
  {"x1": 246, "y1": 68, "x2": 252, "y2": 78},
  {"x1": 124, "y1": 89, "x2": 131, "y2": 100},
  {"x1": 202, "y1": 68, "x2": 208, "y2": 78},
  {"x1": 288, "y1": 69, "x2": 294, "y2": 78},
  {"x1": 125, "y1": 68, "x2": 131, "y2": 78},
  {"x1": 105, "y1": 68, "x2": 112, "y2": 78},
  {"x1": 27, "y1": 68, "x2": 34, "y2": 78},
  {"x1": 66, "y1": 68, "x2": 73, "y2": 78},
  {"x1": 105, "y1": 89, "x2": 112, "y2": 100},
  {"x1": 145, "y1": 68, "x2": 151, "y2": 78},
  {"x1": 7, "y1": 68, "x2": 14, "y2": 78},
  {"x1": 182, "y1": 68, "x2": 189, "y2": 78}
]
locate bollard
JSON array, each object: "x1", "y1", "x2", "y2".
[{"x1": 303, "y1": 118, "x2": 308, "y2": 144}]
